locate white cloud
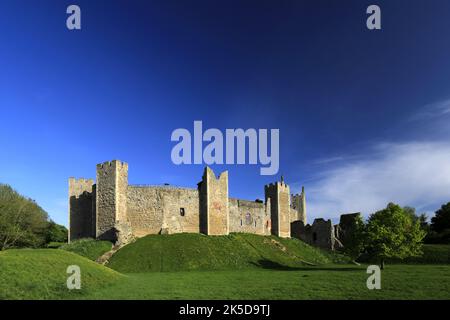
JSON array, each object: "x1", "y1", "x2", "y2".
[
  {"x1": 303, "y1": 142, "x2": 450, "y2": 222},
  {"x1": 409, "y1": 99, "x2": 450, "y2": 121}
]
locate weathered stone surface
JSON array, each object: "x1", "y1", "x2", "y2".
[
  {"x1": 199, "y1": 167, "x2": 229, "y2": 235},
  {"x1": 291, "y1": 213, "x2": 359, "y2": 251},
  {"x1": 265, "y1": 181, "x2": 291, "y2": 238},
  {"x1": 95, "y1": 160, "x2": 128, "y2": 241},
  {"x1": 69, "y1": 160, "x2": 333, "y2": 246},
  {"x1": 229, "y1": 198, "x2": 270, "y2": 235},
  {"x1": 68, "y1": 178, "x2": 95, "y2": 242}
]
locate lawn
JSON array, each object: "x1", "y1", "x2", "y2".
[
  {"x1": 0, "y1": 249, "x2": 122, "y2": 300},
  {"x1": 1, "y1": 235, "x2": 450, "y2": 300},
  {"x1": 83, "y1": 264, "x2": 450, "y2": 300}
]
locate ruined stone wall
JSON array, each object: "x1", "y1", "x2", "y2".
[
  {"x1": 292, "y1": 218, "x2": 342, "y2": 250},
  {"x1": 68, "y1": 178, "x2": 95, "y2": 241},
  {"x1": 127, "y1": 186, "x2": 200, "y2": 237},
  {"x1": 228, "y1": 198, "x2": 270, "y2": 235},
  {"x1": 265, "y1": 181, "x2": 290, "y2": 238},
  {"x1": 199, "y1": 167, "x2": 229, "y2": 235},
  {"x1": 290, "y1": 189, "x2": 306, "y2": 224},
  {"x1": 95, "y1": 160, "x2": 128, "y2": 241}
]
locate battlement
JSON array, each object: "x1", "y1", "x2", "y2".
[
  {"x1": 203, "y1": 166, "x2": 228, "y2": 182},
  {"x1": 264, "y1": 181, "x2": 289, "y2": 192},
  {"x1": 96, "y1": 160, "x2": 128, "y2": 170},
  {"x1": 69, "y1": 178, "x2": 93, "y2": 186},
  {"x1": 68, "y1": 177, "x2": 94, "y2": 197}
]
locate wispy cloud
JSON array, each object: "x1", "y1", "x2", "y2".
[
  {"x1": 409, "y1": 99, "x2": 450, "y2": 121},
  {"x1": 303, "y1": 142, "x2": 450, "y2": 221}
]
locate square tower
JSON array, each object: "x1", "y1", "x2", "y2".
[
  {"x1": 95, "y1": 160, "x2": 128, "y2": 241},
  {"x1": 199, "y1": 167, "x2": 229, "y2": 235},
  {"x1": 265, "y1": 179, "x2": 291, "y2": 238}
]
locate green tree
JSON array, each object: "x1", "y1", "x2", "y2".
[
  {"x1": 366, "y1": 203, "x2": 425, "y2": 269},
  {"x1": 341, "y1": 214, "x2": 366, "y2": 263},
  {"x1": 45, "y1": 221, "x2": 68, "y2": 243},
  {"x1": 403, "y1": 206, "x2": 430, "y2": 234},
  {"x1": 0, "y1": 184, "x2": 49, "y2": 250},
  {"x1": 431, "y1": 202, "x2": 450, "y2": 233}
]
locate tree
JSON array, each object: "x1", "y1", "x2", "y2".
[
  {"x1": 0, "y1": 184, "x2": 49, "y2": 250},
  {"x1": 45, "y1": 221, "x2": 68, "y2": 243},
  {"x1": 431, "y1": 202, "x2": 450, "y2": 233},
  {"x1": 404, "y1": 206, "x2": 430, "y2": 234},
  {"x1": 341, "y1": 214, "x2": 366, "y2": 264},
  {"x1": 366, "y1": 203, "x2": 425, "y2": 269}
]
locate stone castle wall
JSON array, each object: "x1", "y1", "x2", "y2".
[
  {"x1": 127, "y1": 186, "x2": 200, "y2": 237},
  {"x1": 68, "y1": 178, "x2": 95, "y2": 241},
  {"x1": 228, "y1": 198, "x2": 270, "y2": 235},
  {"x1": 69, "y1": 160, "x2": 307, "y2": 244}
]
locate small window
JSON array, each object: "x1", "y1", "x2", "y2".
[
  {"x1": 245, "y1": 212, "x2": 253, "y2": 225},
  {"x1": 180, "y1": 208, "x2": 185, "y2": 216}
]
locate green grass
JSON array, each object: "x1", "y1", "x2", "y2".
[
  {"x1": 83, "y1": 264, "x2": 450, "y2": 300},
  {"x1": 0, "y1": 249, "x2": 122, "y2": 299},
  {"x1": 106, "y1": 233, "x2": 349, "y2": 272},
  {"x1": 46, "y1": 241, "x2": 65, "y2": 249},
  {"x1": 60, "y1": 238, "x2": 113, "y2": 261},
  {"x1": 2, "y1": 235, "x2": 450, "y2": 300}
]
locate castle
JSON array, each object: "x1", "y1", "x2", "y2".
[{"x1": 69, "y1": 160, "x2": 358, "y2": 250}]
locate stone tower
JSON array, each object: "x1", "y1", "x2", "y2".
[
  {"x1": 68, "y1": 178, "x2": 95, "y2": 242},
  {"x1": 265, "y1": 179, "x2": 291, "y2": 238},
  {"x1": 199, "y1": 167, "x2": 229, "y2": 235},
  {"x1": 95, "y1": 160, "x2": 128, "y2": 241},
  {"x1": 291, "y1": 186, "x2": 307, "y2": 224}
]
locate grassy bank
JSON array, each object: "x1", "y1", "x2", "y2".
[
  {"x1": 0, "y1": 249, "x2": 121, "y2": 299},
  {"x1": 60, "y1": 238, "x2": 113, "y2": 261},
  {"x1": 106, "y1": 233, "x2": 348, "y2": 272}
]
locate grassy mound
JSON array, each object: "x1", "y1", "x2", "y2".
[
  {"x1": 60, "y1": 238, "x2": 112, "y2": 261},
  {"x1": 107, "y1": 233, "x2": 348, "y2": 273},
  {"x1": 0, "y1": 249, "x2": 122, "y2": 299}
]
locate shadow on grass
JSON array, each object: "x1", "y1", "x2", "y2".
[{"x1": 251, "y1": 259, "x2": 363, "y2": 272}]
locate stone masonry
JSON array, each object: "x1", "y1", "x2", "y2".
[{"x1": 68, "y1": 160, "x2": 308, "y2": 244}]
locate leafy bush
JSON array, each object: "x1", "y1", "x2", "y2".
[{"x1": 45, "y1": 222, "x2": 68, "y2": 243}]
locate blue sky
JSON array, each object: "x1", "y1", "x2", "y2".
[{"x1": 1, "y1": 0, "x2": 450, "y2": 225}]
